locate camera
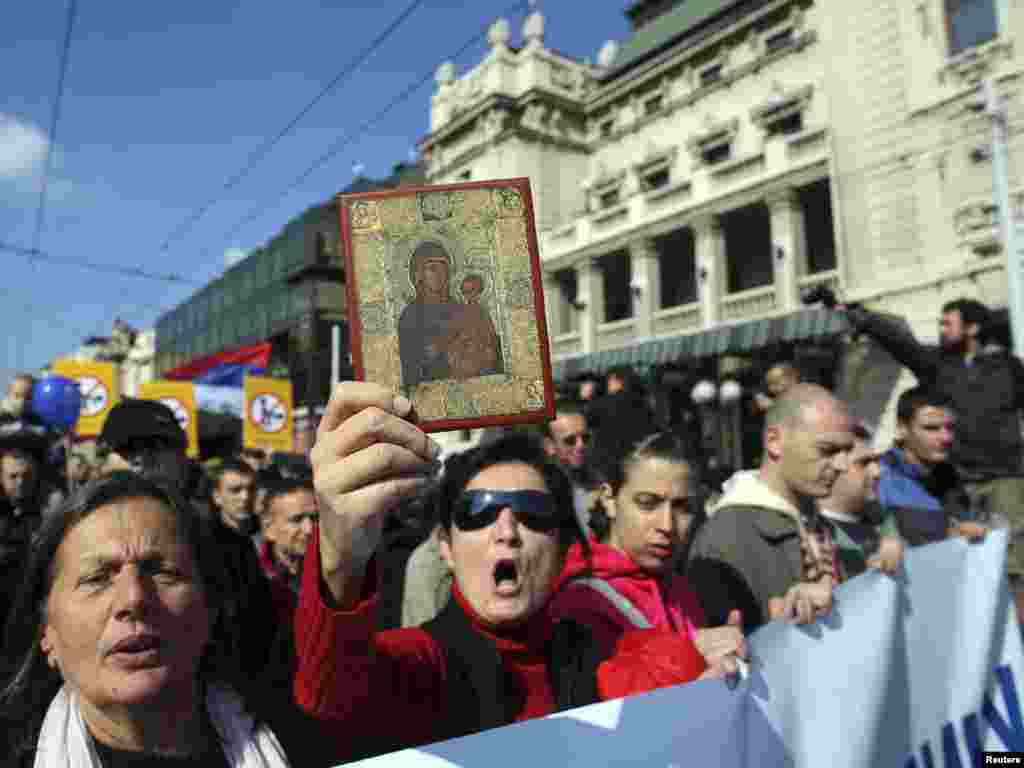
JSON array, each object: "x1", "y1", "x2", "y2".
[{"x1": 801, "y1": 285, "x2": 838, "y2": 309}]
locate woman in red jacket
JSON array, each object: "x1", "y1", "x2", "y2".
[
  {"x1": 295, "y1": 383, "x2": 718, "y2": 759},
  {"x1": 549, "y1": 431, "x2": 746, "y2": 670}
]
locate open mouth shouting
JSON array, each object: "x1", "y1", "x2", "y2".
[{"x1": 493, "y1": 558, "x2": 521, "y2": 596}]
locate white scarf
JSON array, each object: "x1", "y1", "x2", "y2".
[{"x1": 32, "y1": 685, "x2": 291, "y2": 768}]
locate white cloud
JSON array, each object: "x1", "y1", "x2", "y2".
[
  {"x1": 0, "y1": 114, "x2": 48, "y2": 179},
  {"x1": 0, "y1": 114, "x2": 79, "y2": 210},
  {"x1": 224, "y1": 247, "x2": 248, "y2": 269}
]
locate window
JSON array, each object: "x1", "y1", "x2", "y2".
[
  {"x1": 765, "y1": 27, "x2": 794, "y2": 54},
  {"x1": 766, "y1": 111, "x2": 804, "y2": 137},
  {"x1": 946, "y1": 0, "x2": 998, "y2": 55},
  {"x1": 315, "y1": 232, "x2": 330, "y2": 266},
  {"x1": 722, "y1": 203, "x2": 773, "y2": 293},
  {"x1": 644, "y1": 168, "x2": 670, "y2": 191},
  {"x1": 599, "y1": 188, "x2": 621, "y2": 209},
  {"x1": 600, "y1": 250, "x2": 632, "y2": 322},
  {"x1": 699, "y1": 64, "x2": 722, "y2": 87},
  {"x1": 554, "y1": 268, "x2": 579, "y2": 334},
  {"x1": 600, "y1": 119, "x2": 615, "y2": 139},
  {"x1": 703, "y1": 143, "x2": 731, "y2": 166},
  {"x1": 644, "y1": 94, "x2": 664, "y2": 115},
  {"x1": 799, "y1": 179, "x2": 837, "y2": 274},
  {"x1": 656, "y1": 229, "x2": 697, "y2": 308}
]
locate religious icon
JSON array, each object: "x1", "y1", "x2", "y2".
[{"x1": 339, "y1": 178, "x2": 555, "y2": 433}]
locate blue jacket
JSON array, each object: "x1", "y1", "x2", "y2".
[{"x1": 878, "y1": 448, "x2": 970, "y2": 546}]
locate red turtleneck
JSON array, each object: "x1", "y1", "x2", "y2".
[{"x1": 293, "y1": 529, "x2": 707, "y2": 758}]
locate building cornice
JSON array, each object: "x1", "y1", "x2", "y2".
[
  {"x1": 420, "y1": 93, "x2": 516, "y2": 152},
  {"x1": 424, "y1": 87, "x2": 591, "y2": 180},
  {"x1": 589, "y1": 30, "x2": 817, "y2": 150},
  {"x1": 590, "y1": 0, "x2": 804, "y2": 111}
]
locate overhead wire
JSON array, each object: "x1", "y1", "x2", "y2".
[
  {"x1": 0, "y1": 241, "x2": 203, "y2": 285},
  {"x1": 210, "y1": 0, "x2": 533, "y2": 254},
  {"x1": 155, "y1": 0, "x2": 426, "y2": 255},
  {"x1": 11, "y1": 2, "x2": 1013, "y2": 371},
  {"x1": 31, "y1": 0, "x2": 79, "y2": 261}
]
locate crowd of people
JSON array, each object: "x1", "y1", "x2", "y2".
[{"x1": 0, "y1": 295, "x2": 1017, "y2": 765}]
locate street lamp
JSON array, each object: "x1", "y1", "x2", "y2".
[
  {"x1": 691, "y1": 379, "x2": 717, "y2": 405},
  {"x1": 719, "y1": 379, "x2": 744, "y2": 471},
  {"x1": 691, "y1": 379, "x2": 720, "y2": 473}
]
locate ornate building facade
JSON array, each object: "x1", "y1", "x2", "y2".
[{"x1": 422, "y1": 0, "x2": 1022, "y2": 442}]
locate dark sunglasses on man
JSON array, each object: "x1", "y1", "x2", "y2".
[
  {"x1": 452, "y1": 490, "x2": 564, "y2": 533},
  {"x1": 559, "y1": 432, "x2": 590, "y2": 449}
]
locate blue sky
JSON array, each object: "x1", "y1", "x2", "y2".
[{"x1": 1, "y1": 1, "x2": 631, "y2": 391}]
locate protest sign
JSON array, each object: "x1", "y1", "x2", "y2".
[{"x1": 342, "y1": 531, "x2": 1023, "y2": 767}]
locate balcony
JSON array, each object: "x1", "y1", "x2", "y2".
[
  {"x1": 597, "y1": 318, "x2": 636, "y2": 350},
  {"x1": 653, "y1": 302, "x2": 702, "y2": 336},
  {"x1": 551, "y1": 331, "x2": 583, "y2": 358},
  {"x1": 720, "y1": 284, "x2": 777, "y2": 322},
  {"x1": 798, "y1": 269, "x2": 841, "y2": 298}
]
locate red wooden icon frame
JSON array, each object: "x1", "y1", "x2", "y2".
[{"x1": 338, "y1": 177, "x2": 556, "y2": 433}]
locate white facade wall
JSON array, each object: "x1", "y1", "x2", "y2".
[{"x1": 422, "y1": 1, "x2": 1024, "y2": 450}]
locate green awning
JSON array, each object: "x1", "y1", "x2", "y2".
[{"x1": 551, "y1": 309, "x2": 848, "y2": 381}]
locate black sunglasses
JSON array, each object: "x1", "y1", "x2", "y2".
[
  {"x1": 559, "y1": 432, "x2": 590, "y2": 449},
  {"x1": 452, "y1": 490, "x2": 562, "y2": 533}
]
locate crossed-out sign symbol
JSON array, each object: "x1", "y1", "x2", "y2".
[
  {"x1": 159, "y1": 398, "x2": 190, "y2": 431},
  {"x1": 250, "y1": 393, "x2": 287, "y2": 433},
  {"x1": 78, "y1": 377, "x2": 109, "y2": 417}
]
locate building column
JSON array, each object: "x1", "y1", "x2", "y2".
[
  {"x1": 694, "y1": 215, "x2": 725, "y2": 329},
  {"x1": 767, "y1": 188, "x2": 806, "y2": 312},
  {"x1": 541, "y1": 271, "x2": 561, "y2": 339},
  {"x1": 576, "y1": 257, "x2": 603, "y2": 354},
  {"x1": 630, "y1": 237, "x2": 660, "y2": 341}
]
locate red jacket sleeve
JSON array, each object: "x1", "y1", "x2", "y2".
[
  {"x1": 596, "y1": 628, "x2": 707, "y2": 702},
  {"x1": 292, "y1": 528, "x2": 449, "y2": 754}
]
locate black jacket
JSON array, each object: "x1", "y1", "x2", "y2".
[{"x1": 848, "y1": 308, "x2": 1024, "y2": 480}]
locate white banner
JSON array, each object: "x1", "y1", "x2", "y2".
[{"x1": 342, "y1": 531, "x2": 1024, "y2": 767}]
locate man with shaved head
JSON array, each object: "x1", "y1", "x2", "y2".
[{"x1": 688, "y1": 384, "x2": 855, "y2": 633}]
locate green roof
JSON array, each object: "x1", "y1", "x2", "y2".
[{"x1": 610, "y1": 0, "x2": 739, "y2": 75}]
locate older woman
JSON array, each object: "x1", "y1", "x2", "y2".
[
  {"x1": 0, "y1": 471, "x2": 333, "y2": 767},
  {"x1": 295, "y1": 383, "x2": 719, "y2": 758}
]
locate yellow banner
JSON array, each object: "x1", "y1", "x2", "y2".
[
  {"x1": 243, "y1": 376, "x2": 294, "y2": 453},
  {"x1": 138, "y1": 381, "x2": 199, "y2": 458},
  {"x1": 51, "y1": 359, "x2": 120, "y2": 438}
]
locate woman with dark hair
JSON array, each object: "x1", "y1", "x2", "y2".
[
  {"x1": 295, "y1": 383, "x2": 712, "y2": 758},
  {"x1": 0, "y1": 471, "x2": 334, "y2": 767},
  {"x1": 549, "y1": 431, "x2": 747, "y2": 677}
]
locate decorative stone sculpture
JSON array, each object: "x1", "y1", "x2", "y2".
[
  {"x1": 435, "y1": 61, "x2": 455, "y2": 89},
  {"x1": 523, "y1": 9, "x2": 544, "y2": 49},
  {"x1": 597, "y1": 40, "x2": 619, "y2": 70},
  {"x1": 488, "y1": 17, "x2": 511, "y2": 51}
]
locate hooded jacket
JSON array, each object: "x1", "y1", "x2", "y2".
[
  {"x1": 547, "y1": 540, "x2": 705, "y2": 656},
  {"x1": 847, "y1": 308, "x2": 1024, "y2": 480},
  {"x1": 687, "y1": 471, "x2": 832, "y2": 634}
]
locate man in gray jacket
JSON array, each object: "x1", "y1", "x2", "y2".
[{"x1": 688, "y1": 384, "x2": 855, "y2": 634}]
